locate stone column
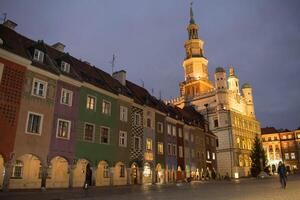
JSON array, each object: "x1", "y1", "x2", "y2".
[
  {"x1": 91, "y1": 167, "x2": 96, "y2": 186},
  {"x1": 2, "y1": 161, "x2": 12, "y2": 192},
  {"x1": 151, "y1": 168, "x2": 155, "y2": 184},
  {"x1": 109, "y1": 167, "x2": 114, "y2": 186},
  {"x1": 40, "y1": 165, "x2": 47, "y2": 191},
  {"x1": 139, "y1": 167, "x2": 143, "y2": 184},
  {"x1": 127, "y1": 168, "x2": 131, "y2": 185},
  {"x1": 68, "y1": 164, "x2": 75, "y2": 188}
]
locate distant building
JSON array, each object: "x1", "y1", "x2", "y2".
[
  {"x1": 261, "y1": 127, "x2": 300, "y2": 173},
  {"x1": 166, "y1": 5, "x2": 261, "y2": 178}
]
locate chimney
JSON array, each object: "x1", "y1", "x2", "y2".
[
  {"x1": 52, "y1": 42, "x2": 65, "y2": 52},
  {"x1": 113, "y1": 70, "x2": 126, "y2": 86},
  {"x1": 3, "y1": 20, "x2": 17, "y2": 30}
]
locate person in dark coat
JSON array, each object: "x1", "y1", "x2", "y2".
[{"x1": 277, "y1": 161, "x2": 287, "y2": 189}]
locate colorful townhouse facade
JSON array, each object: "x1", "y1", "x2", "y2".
[
  {"x1": 0, "y1": 19, "x2": 217, "y2": 191},
  {"x1": 261, "y1": 127, "x2": 300, "y2": 173}
]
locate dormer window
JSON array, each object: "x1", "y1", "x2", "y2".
[
  {"x1": 33, "y1": 49, "x2": 44, "y2": 62},
  {"x1": 61, "y1": 61, "x2": 70, "y2": 73}
]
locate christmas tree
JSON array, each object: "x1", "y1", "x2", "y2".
[{"x1": 250, "y1": 135, "x2": 268, "y2": 177}]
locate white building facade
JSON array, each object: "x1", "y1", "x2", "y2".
[{"x1": 166, "y1": 5, "x2": 261, "y2": 178}]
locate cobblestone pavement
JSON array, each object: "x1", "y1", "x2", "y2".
[{"x1": 1, "y1": 174, "x2": 300, "y2": 200}]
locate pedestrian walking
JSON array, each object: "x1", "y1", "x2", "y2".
[{"x1": 277, "y1": 161, "x2": 287, "y2": 189}]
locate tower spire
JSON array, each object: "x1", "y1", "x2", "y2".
[
  {"x1": 190, "y1": 2, "x2": 195, "y2": 24},
  {"x1": 187, "y1": 2, "x2": 198, "y2": 40}
]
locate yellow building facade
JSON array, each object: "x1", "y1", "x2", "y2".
[{"x1": 166, "y1": 5, "x2": 261, "y2": 177}]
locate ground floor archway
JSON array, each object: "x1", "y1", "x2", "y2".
[
  {"x1": 113, "y1": 162, "x2": 127, "y2": 186},
  {"x1": 95, "y1": 160, "x2": 110, "y2": 186},
  {"x1": 46, "y1": 156, "x2": 69, "y2": 188},
  {"x1": 177, "y1": 165, "x2": 184, "y2": 181},
  {"x1": 142, "y1": 162, "x2": 152, "y2": 184},
  {"x1": 155, "y1": 163, "x2": 164, "y2": 184},
  {"x1": 131, "y1": 163, "x2": 139, "y2": 184},
  {"x1": 73, "y1": 159, "x2": 90, "y2": 187},
  {"x1": 9, "y1": 154, "x2": 42, "y2": 189}
]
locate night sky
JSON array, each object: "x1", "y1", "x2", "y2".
[{"x1": 1, "y1": 0, "x2": 300, "y2": 130}]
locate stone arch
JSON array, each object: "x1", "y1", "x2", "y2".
[
  {"x1": 142, "y1": 162, "x2": 152, "y2": 184},
  {"x1": 0, "y1": 154, "x2": 4, "y2": 189},
  {"x1": 155, "y1": 163, "x2": 164, "y2": 184},
  {"x1": 95, "y1": 160, "x2": 110, "y2": 186},
  {"x1": 9, "y1": 154, "x2": 42, "y2": 189},
  {"x1": 72, "y1": 158, "x2": 90, "y2": 187},
  {"x1": 130, "y1": 162, "x2": 139, "y2": 184},
  {"x1": 46, "y1": 156, "x2": 69, "y2": 188},
  {"x1": 113, "y1": 161, "x2": 127, "y2": 186}
]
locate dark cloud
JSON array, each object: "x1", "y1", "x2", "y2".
[{"x1": 1, "y1": 0, "x2": 300, "y2": 129}]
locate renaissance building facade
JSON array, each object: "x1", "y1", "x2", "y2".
[{"x1": 166, "y1": 6, "x2": 261, "y2": 178}]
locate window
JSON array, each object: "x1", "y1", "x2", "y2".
[
  {"x1": 102, "y1": 100, "x2": 111, "y2": 115},
  {"x1": 184, "y1": 132, "x2": 189, "y2": 141},
  {"x1": 206, "y1": 137, "x2": 210, "y2": 145},
  {"x1": 297, "y1": 134, "x2": 300, "y2": 139},
  {"x1": 172, "y1": 126, "x2": 176, "y2": 136},
  {"x1": 157, "y1": 122, "x2": 163, "y2": 133},
  {"x1": 168, "y1": 144, "x2": 172, "y2": 155},
  {"x1": 269, "y1": 145, "x2": 273, "y2": 152},
  {"x1": 291, "y1": 152, "x2": 296, "y2": 159},
  {"x1": 288, "y1": 135, "x2": 292, "y2": 139},
  {"x1": 178, "y1": 128, "x2": 182, "y2": 137},
  {"x1": 172, "y1": 144, "x2": 177, "y2": 156},
  {"x1": 33, "y1": 49, "x2": 44, "y2": 62},
  {"x1": 134, "y1": 113, "x2": 141, "y2": 126},
  {"x1": 120, "y1": 164, "x2": 125, "y2": 177},
  {"x1": 134, "y1": 136, "x2": 141, "y2": 150},
  {"x1": 100, "y1": 127, "x2": 110, "y2": 144},
  {"x1": 11, "y1": 160, "x2": 23, "y2": 178},
  {"x1": 119, "y1": 131, "x2": 127, "y2": 147},
  {"x1": 191, "y1": 149, "x2": 195, "y2": 158},
  {"x1": 86, "y1": 95, "x2": 96, "y2": 111},
  {"x1": 32, "y1": 78, "x2": 47, "y2": 98},
  {"x1": 212, "y1": 152, "x2": 216, "y2": 160},
  {"x1": 146, "y1": 138, "x2": 152, "y2": 150},
  {"x1": 120, "y1": 106, "x2": 128, "y2": 122},
  {"x1": 61, "y1": 61, "x2": 70, "y2": 73},
  {"x1": 157, "y1": 142, "x2": 164, "y2": 154},
  {"x1": 207, "y1": 151, "x2": 210, "y2": 159},
  {"x1": 214, "y1": 119, "x2": 219, "y2": 127},
  {"x1": 56, "y1": 119, "x2": 71, "y2": 139},
  {"x1": 26, "y1": 112, "x2": 43, "y2": 135},
  {"x1": 147, "y1": 118, "x2": 151, "y2": 128},
  {"x1": 285, "y1": 153, "x2": 289, "y2": 160},
  {"x1": 60, "y1": 88, "x2": 73, "y2": 106},
  {"x1": 84, "y1": 123, "x2": 94, "y2": 141},
  {"x1": 179, "y1": 146, "x2": 183, "y2": 158},
  {"x1": 103, "y1": 165, "x2": 109, "y2": 178},
  {"x1": 282, "y1": 135, "x2": 287, "y2": 140},
  {"x1": 167, "y1": 124, "x2": 172, "y2": 135},
  {"x1": 191, "y1": 134, "x2": 194, "y2": 143}
]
